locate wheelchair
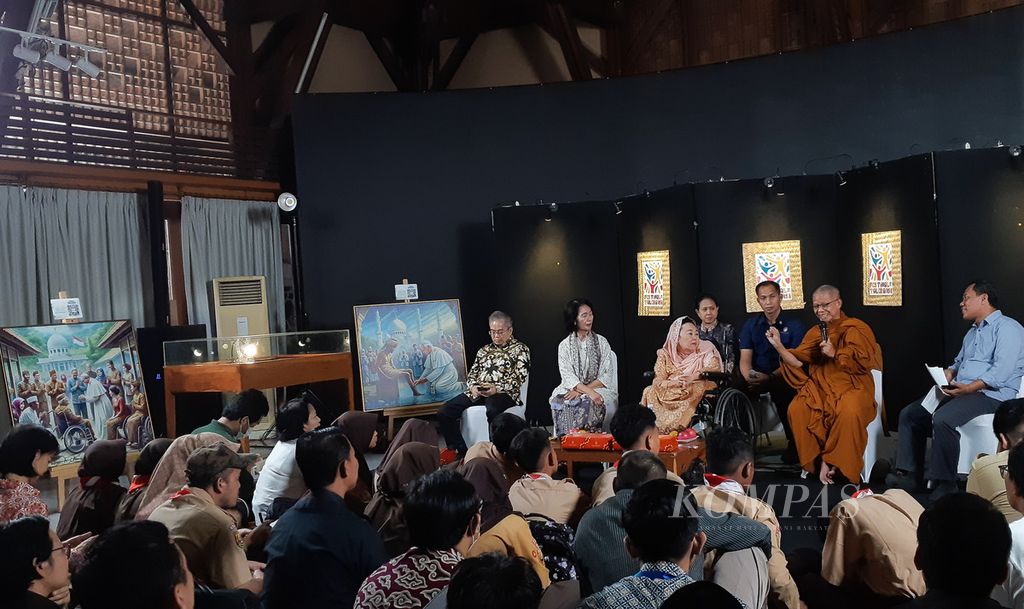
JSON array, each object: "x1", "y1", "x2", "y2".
[{"x1": 642, "y1": 369, "x2": 757, "y2": 442}]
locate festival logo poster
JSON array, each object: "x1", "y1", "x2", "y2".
[
  {"x1": 637, "y1": 250, "x2": 671, "y2": 317},
  {"x1": 862, "y1": 230, "x2": 903, "y2": 306},
  {"x1": 742, "y1": 240, "x2": 806, "y2": 313}
]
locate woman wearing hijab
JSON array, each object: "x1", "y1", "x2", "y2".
[
  {"x1": 332, "y1": 410, "x2": 378, "y2": 513},
  {"x1": 115, "y1": 437, "x2": 172, "y2": 523},
  {"x1": 365, "y1": 441, "x2": 441, "y2": 556},
  {"x1": 379, "y1": 418, "x2": 439, "y2": 474},
  {"x1": 56, "y1": 439, "x2": 128, "y2": 538},
  {"x1": 252, "y1": 397, "x2": 321, "y2": 524},
  {"x1": 549, "y1": 299, "x2": 619, "y2": 436},
  {"x1": 642, "y1": 316, "x2": 724, "y2": 432}
]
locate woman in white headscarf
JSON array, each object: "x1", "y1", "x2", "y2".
[{"x1": 83, "y1": 375, "x2": 114, "y2": 440}]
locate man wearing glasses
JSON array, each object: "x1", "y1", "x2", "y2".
[
  {"x1": 767, "y1": 284, "x2": 881, "y2": 485},
  {"x1": 891, "y1": 280, "x2": 1024, "y2": 501},
  {"x1": 436, "y1": 310, "x2": 530, "y2": 457}
]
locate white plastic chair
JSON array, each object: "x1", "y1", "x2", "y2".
[
  {"x1": 600, "y1": 351, "x2": 619, "y2": 432},
  {"x1": 861, "y1": 369, "x2": 885, "y2": 483},
  {"x1": 953, "y1": 376, "x2": 1024, "y2": 474},
  {"x1": 459, "y1": 375, "x2": 529, "y2": 446}
]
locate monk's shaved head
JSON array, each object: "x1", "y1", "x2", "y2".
[{"x1": 813, "y1": 285, "x2": 841, "y2": 299}]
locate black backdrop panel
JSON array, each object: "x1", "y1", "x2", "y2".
[
  {"x1": 837, "y1": 155, "x2": 943, "y2": 419},
  {"x1": 694, "y1": 176, "x2": 839, "y2": 338},
  {"x1": 936, "y1": 148, "x2": 1024, "y2": 360},
  {"x1": 615, "y1": 186, "x2": 700, "y2": 401},
  {"x1": 494, "y1": 202, "x2": 623, "y2": 424}
]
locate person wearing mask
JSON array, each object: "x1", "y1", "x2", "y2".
[{"x1": 191, "y1": 389, "x2": 270, "y2": 443}]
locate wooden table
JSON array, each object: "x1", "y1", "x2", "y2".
[
  {"x1": 549, "y1": 438, "x2": 705, "y2": 479},
  {"x1": 163, "y1": 353, "x2": 356, "y2": 444}
]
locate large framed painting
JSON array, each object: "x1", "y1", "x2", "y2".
[
  {"x1": 0, "y1": 320, "x2": 156, "y2": 466},
  {"x1": 353, "y1": 299, "x2": 469, "y2": 412}
]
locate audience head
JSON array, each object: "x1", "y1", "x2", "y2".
[
  {"x1": 610, "y1": 403, "x2": 659, "y2": 452},
  {"x1": 0, "y1": 516, "x2": 69, "y2": 600},
  {"x1": 623, "y1": 479, "x2": 704, "y2": 567},
  {"x1": 184, "y1": 444, "x2": 244, "y2": 509},
  {"x1": 74, "y1": 521, "x2": 194, "y2": 609},
  {"x1": 564, "y1": 298, "x2": 595, "y2": 335},
  {"x1": 613, "y1": 450, "x2": 667, "y2": 493},
  {"x1": 0, "y1": 424, "x2": 60, "y2": 480},
  {"x1": 962, "y1": 279, "x2": 999, "y2": 322},
  {"x1": 490, "y1": 413, "x2": 530, "y2": 456},
  {"x1": 78, "y1": 438, "x2": 128, "y2": 481},
  {"x1": 706, "y1": 427, "x2": 755, "y2": 488},
  {"x1": 694, "y1": 293, "x2": 720, "y2": 327},
  {"x1": 1004, "y1": 442, "x2": 1024, "y2": 514},
  {"x1": 488, "y1": 311, "x2": 515, "y2": 346},
  {"x1": 221, "y1": 389, "x2": 270, "y2": 436},
  {"x1": 660, "y1": 581, "x2": 743, "y2": 609},
  {"x1": 276, "y1": 396, "x2": 321, "y2": 442},
  {"x1": 403, "y1": 469, "x2": 481, "y2": 553},
  {"x1": 296, "y1": 427, "x2": 357, "y2": 494},
  {"x1": 509, "y1": 428, "x2": 556, "y2": 476},
  {"x1": 812, "y1": 284, "x2": 843, "y2": 323},
  {"x1": 995, "y1": 398, "x2": 1024, "y2": 452},
  {"x1": 134, "y1": 438, "x2": 173, "y2": 478},
  {"x1": 754, "y1": 280, "x2": 782, "y2": 315},
  {"x1": 448, "y1": 553, "x2": 542, "y2": 609},
  {"x1": 914, "y1": 492, "x2": 1010, "y2": 597}
]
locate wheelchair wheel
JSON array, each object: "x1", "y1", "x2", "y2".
[
  {"x1": 712, "y1": 388, "x2": 757, "y2": 440},
  {"x1": 63, "y1": 426, "x2": 90, "y2": 454}
]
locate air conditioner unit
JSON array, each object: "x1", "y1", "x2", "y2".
[{"x1": 209, "y1": 276, "x2": 270, "y2": 338}]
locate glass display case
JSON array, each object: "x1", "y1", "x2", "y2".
[{"x1": 163, "y1": 330, "x2": 350, "y2": 366}]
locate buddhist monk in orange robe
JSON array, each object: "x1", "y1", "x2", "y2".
[{"x1": 767, "y1": 285, "x2": 882, "y2": 484}]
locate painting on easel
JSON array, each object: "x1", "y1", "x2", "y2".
[{"x1": 353, "y1": 299, "x2": 468, "y2": 412}]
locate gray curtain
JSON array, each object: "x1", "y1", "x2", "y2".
[
  {"x1": 0, "y1": 185, "x2": 152, "y2": 328},
  {"x1": 180, "y1": 197, "x2": 285, "y2": 335}
]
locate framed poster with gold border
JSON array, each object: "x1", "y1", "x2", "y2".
[
  {"x1": 741, "y1": 240, "x2": 805, "y2": 313},
  {"x1": 637, "y1": 250, "x2": 671, "y2": 317},
  {"x1": 862, "y1": 230, "x2": 902, "y2": 306}
]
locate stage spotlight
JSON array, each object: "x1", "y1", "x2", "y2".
[
  {"x1": 277, "y1": 192, "x2": 298, "y2": 212},
  {"x1": 869, "y1": 159, "x2": 880, "y2": 170},
  {"x1": 836, "y1": 171, "x2": 847, "y2": 186},
  {"x1": 43, "y1": 49, "x2": 72, "y2": 71},
  {"x1": 763, "y1": 177, "x2": 774, "y2": 189},
  {"x1": 1011, "y1": 146, "x2": 1021, "y2": 158},
  {"x1": 12, "y1": 43, "x2": 40, "y2": 64},
  {"x1": 544, "y1": 202, "x2": 557, "y2": 222},
  {"x1": 614, "y1": 201, "x2": 622, "y2": 215},
  {"x1": 75, "y1": 56, "x2": 101, "y2": 77}
]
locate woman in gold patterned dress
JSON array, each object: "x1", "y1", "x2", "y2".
[{"x1": 641, "y1": 316, "x2": 723, "y2": 432}]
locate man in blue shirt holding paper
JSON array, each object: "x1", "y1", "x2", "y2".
[{"x1": 892, "y1": 280, "x2": 1024, "y2": 500}]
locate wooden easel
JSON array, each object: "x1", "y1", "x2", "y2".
[{"x1": 381, "y1": 279, "x2": 440, "y2": 439}]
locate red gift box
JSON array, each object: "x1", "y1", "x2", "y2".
[
  {"x1": 560, "y1": 432, "x2": 614, "y2": 451},
  {"x1": 611, "y1": 434, "x2": 679, "y2": 453}
]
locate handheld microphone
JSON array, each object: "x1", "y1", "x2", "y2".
[{"x1": 818, "y1": 321, "x2": 828, "y2": 343}]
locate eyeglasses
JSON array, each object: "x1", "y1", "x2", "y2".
[
  {"x1": 1001, "y1": 464, "x2": 1011, "y2": 480},
  {"x1": 488, "y1": 327, "x2": 510, "y2": 336},
  {"x1": 812, "y1": 299, "x2": 839, "y2": 311}
]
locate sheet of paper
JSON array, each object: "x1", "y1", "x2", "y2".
[{"x1": 926, "y1": 365, "x2": 948, "y2": 388}]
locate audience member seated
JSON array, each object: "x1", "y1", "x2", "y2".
[
  {"x1": 334, "y1": 410, "x2": 378, "y2": 513},
  {"x1": 507, "y1": 428, "x2": 588, "y2": 525},
  {"x1": 148, "y1": 444, "x2": 263, "y2": 593},
  {"x1": 581, "y1": 479, "x2": 742, "y2": 608},
  {"x1": 447, "y1": 554, "x2": 543, "y2": 609},
  {"x1": 690, "y1": 426, "x2": 799, "y2": 608},
  {"x1": 116, "y1": 437, "x2": 172, "y2": 523},
  {"x1": 251, "y1": 397, "x2": 320, "y2": 524},
  {"x1": 819, "y1": 489, "x2": 926, "y2": 606},
  {"x1": 994, "y1": 442, "x2": 1024, "y2": 607},
  {"x1": 262, "y1": 427, "x2": 387, "y2": 609},
  {"x1": 893, "y1": 280, "x2": 1024, "y2": 501},
  {"x1": 549, "y1": 299, "x2": 618, "y2": 436},
  {"x1": 591, "y1": 404, "x2": 683, "y2": 506},
  {"x1": 769, "y1": 284, "x2": 882, "y2": 485},
  {"x1": 437, "y1": 311, "x2": 530, "y2": 456},
  {"x1": 660, "y1": 581, "x2": 745, "y2": 609},
  {"x1": 56, "y1": 438, "x2": 127, "y2": 538},
  {"x1": 695, "y1": 293, "x2": 739, "y2": 376},
  {"x1": 0, "y1": 425, "x2": 59, "y2": 522},
  {"x1": 969, "y1": 399, "x2": 1024, "y2": 524},
  {"x1": 356, "y1": 468, "x2": 480, "y2": 609},
  {"x1": 0, "y1": 516, "x2": 70, "y2": 609},
  {"x1": 365, "y1": 441, "x2": 442, "y2": 556},
  {"x1": 465, "y1": 412, "x2": 530, "y2": 481},
  {"x1": 641, "y1": 316, "x2": 723, "y2": 433},
  {"x1": 740, "y1": 280, "x2": 808, "y2": 464},
  {"x1": 191, "y1": 389, "x2": 270, "y2": 443},
  {"x1": 466, "y1": 508, "x2": 550, "y2": 588},
  {"x1": 900, "y1": 493, "x2": 1010, "y2": 608},
  {"x1": 380, "y1": 418, "x2": 440, "y2": 472},
  {"x1": 136, "y1": 433, "x2": 255, "y2": 522},
  {"x1": 461, "y1": 456, "x2": 514, "y2": 528},
  {"x1": 73, "y1": 520, "x2": 195, "y2": 609}
]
